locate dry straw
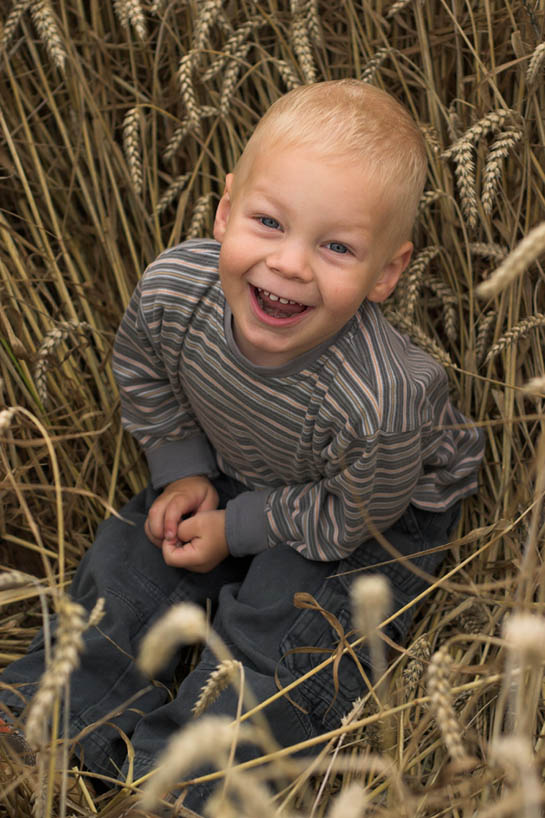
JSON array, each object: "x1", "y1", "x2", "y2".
[
  {"x1": 477, "y1": 221, "x2": 545, "y2": 298},
  {"x1": 499, "y1": 613, "x2": 545, "y2": 740},
  {"x1": 427, "y1": 644, "x2": 466, "y2": 761}
]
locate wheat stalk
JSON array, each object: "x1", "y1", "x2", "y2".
[
  {"x1": 33, "y1": 319, "x2": 94, "y2": 406},
  {"x1": 186, "y1": 193, "x2": 214, "y2": 239},
  {"x1": 139, "y1": 716, "x2": 257, "y2": 809},
  {"x1": 403, "y1": 246, "x2": 441, "y2": 318},
  {"x1": 155, "y1": 173, "x2": 190, "y2": 216},
  {"x1": 526, "y1": 41, "x2": 545, "y2": 86},
  {"x1": 522, "y1": 376, "x2": 545, "y2": 396},
  {"x1": 192, "y1": 659, "x2": 243, "y2": 717},
  {"x1": 477, "y1": 221, "x2": 545, "y2": 298},
  {"x1": 201, "y1": 18, "x2": 259, "y2": 82},
  {"x1": 0, "y1": 0, "x2": 32, "y2": 53},
  {"x1": 386, "y1": 0, "x2": 413, "y2": 18},
  {"x1": 178, "y1": 51, "x2": 201, "y2": 129},
  {"x1": 326, "y1": 783, "x2": 369, "y2": 818},
  {"x1": 470, "y1": 242, "x2": 508, "y2": 261},
  {"x1": 428, "y1": 274, "x2": 458, "y2": 343},
  {"x1": 384, "y1": 308, "x2": 454, "y2": 370},
  {"x1": 403, "y1": 634, "x2": 432, "y2": 695},
  {"x1": 163, "y1": 106, "x2": 217, "y2": 162},
  {"x1": 137, "y1": 602, "x2": 209, "y2": 678},
  {"x1": 193, "y1": 0, "x2": 222, "y2": 51},
  {"x1": 25, "y1": 597, "x2": 88, "y2": 749},
  {"x1": 427, "y1": 644, "x2": 466, "y2": 761},
  {"x1": 361, "y1": 47, "x2": 398, "y2": 83},
  {"x1": 482, "y1": 128, "x2": 523, "y2": 215},
  {"x1": 290, "y1": 11, "x2": 317, "y2": 84},
  {"x1": 273, "y1": 58, "x2": 302, "y2": 91},
  {"x1": 483, "y1": 314, "x2": 545, "y2": 365},
  {"x1": 123, "y1": 107, "x2": 143, "y2": 196},
  {"x1": 219, "y1": 46, "x2": 251, "y2": 118},
  {"x1": 114, "y1": 0, "x2": 147, "y2": 41},
  {"x1": 417, "y1": 190, "x2": 444, "y2": 214},
  {"x1": 30, "y1": 0, "x2": 66, "y2": 72}
]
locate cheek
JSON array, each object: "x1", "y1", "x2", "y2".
[{"x1": 323, "y1": 282, "x2": 367, "y2": 321}]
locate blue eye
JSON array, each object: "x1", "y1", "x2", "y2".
[
  {"x1": 327, "y1": 241, "x2": 349, "y2": 254},
  {"x1": 259, "y1": 216, "x2": 280, "y2": 229}
]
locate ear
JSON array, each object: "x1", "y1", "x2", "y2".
[
  {"x1": 367, "y1": 241, "x2": 413, "y2": 303},
  {"x1": 213, "y1": 173, "x2": 235, "y2": 242}
]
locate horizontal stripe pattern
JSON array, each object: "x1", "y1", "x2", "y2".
[{"x1": 113, "y1": 239, "x2": 484, "y2": 560}]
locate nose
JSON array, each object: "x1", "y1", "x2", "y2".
[{"x1": 266, "y1": 237, "x2": 313, "y2": 281}]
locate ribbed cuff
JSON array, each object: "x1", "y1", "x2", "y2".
[
  {"x1": 145, "y1": 435, "x2": 218, "y2": 489},
  {"x1": 225, "y1": 490, "x2": 270, "y2": 556}
]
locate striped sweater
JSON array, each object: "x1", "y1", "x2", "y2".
[{"x1": 113, "y1": 239, "x2": 484, "y2": 561}]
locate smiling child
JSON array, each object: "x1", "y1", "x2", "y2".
[{"x1": 0, "y1": 80, "x2": 484, "y2": 815}]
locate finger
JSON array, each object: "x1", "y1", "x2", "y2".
[
  {"x1": 144, "y1": 515, "x2": 163, "y2": 547},
  {"x1": 163, "y1": 495, "x2": 192, "y2": 543},
  {"x1": 161, "y1": 540, "x2": 204, "y2": 571},
  {"x1": 197, "y1": 486, "x2": 219, "y2": 513},
  {"x1": 177, "y1": 515, "x2": 199, "y2": 543}
]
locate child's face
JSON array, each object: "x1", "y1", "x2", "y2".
[{"x1": 213, "y1": 143, "x2": 412, "y2": 367}]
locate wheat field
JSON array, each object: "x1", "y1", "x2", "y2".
[{"x1": 0, "y1": 0, "x2": 545, "y2": 816}]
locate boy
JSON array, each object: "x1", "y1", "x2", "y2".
[{"x1": 0, "y1": 80, "x2": 484, "y2": 814}]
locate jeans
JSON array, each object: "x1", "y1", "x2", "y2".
[{"x1": 0, "y1": 475, "x2": 460, "y2": 813}]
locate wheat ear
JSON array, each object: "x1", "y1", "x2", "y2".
[
  {"x1": 290, "y1": 11, "x2": 317, "y2": 83},
  {"x1": 403, "y1": 634, "x2": 432, "y2": 696},
  {"x1": 25, "y1": 597, "x2": 88, "y2": 749},
  {"x1": 33, "y1": 319, "x2": 94, "y2": 406},
  {"x1": 477, "y1": 222, "x2": 545, "y2": 298},
  {"x1": 384, "y1": 308, "x2": 454, "y2": 370},
  {"x1": 361, "y1": 47, "x2": 398, "y2": 83},
  {"x1": 186, "y1": 193, "x2": 214, "y2": 239},
  {"x1": 0, "y1": 0, "x2": 33, "y2": 53},
  {"x1": 427, "y1": 644, "x2": 466, "y2": 761},
  {"x1": 139, "y1": 716, "x2": 257, "y2": 809},
  {"x1": 483, "y1": 314, "x2": 545, "y2": 364},
  {"x1": 30, "y1": 0, "x2": 67, "y2": 72},
  {"x1": 123, "y1": 107, "x2": 143, "y2": 195},
  {"x1": 527, "y1": 41, "x2": 545, "y2": 86},
  {"x1": 192, "y1": 660, "x2": 243, "y2": 717},
  {"x1": 482, "y1": 128, "x2": 523, "y2": 215},
  {"x1": 192, "y1": 0, "x2": 222, "y2": 50},
  {"x1": 114, "y1": 0, "x2": 147, "y2": 41},
  {"x1": 177, "y1": 51, "x2": 201, "y2": 129}
]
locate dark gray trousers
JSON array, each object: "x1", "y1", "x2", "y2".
[{"x1": 0, "y1": 475, "x2": 460, "y2": 812}]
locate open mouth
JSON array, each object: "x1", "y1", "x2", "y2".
[{"x1": 252, "y1": 286, "x2": 309, "y2": 320}]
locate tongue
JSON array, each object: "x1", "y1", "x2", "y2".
[{"x1": 259, "y1": 291, "x2": 306, "y2": 316}]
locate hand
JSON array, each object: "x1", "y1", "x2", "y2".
[
  {"x1": 144, "y1": 475, "x2": 218, "y2": 548},
  {"x1": 162, "y1": 510, "x2": 228, "y2": 572}
]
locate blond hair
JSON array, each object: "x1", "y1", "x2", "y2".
[{"x1": 234, "y1": 79, "x2": 427, "y2": 246}]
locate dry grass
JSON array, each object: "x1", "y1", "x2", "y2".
[{"x1": 0, "y1": 0, "x2": 545, "y2": 816}]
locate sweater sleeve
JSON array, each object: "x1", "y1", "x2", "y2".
[
  {"x1": 225, "y1": 426, "x2": 424, "y2": 560},
  {"x1": 112, "y1": 267, "x2": 218, "y2": 489}
]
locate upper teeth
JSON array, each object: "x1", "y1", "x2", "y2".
[{"x1": 257, "y1": 288, "x2": 298, "y2": 305}]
